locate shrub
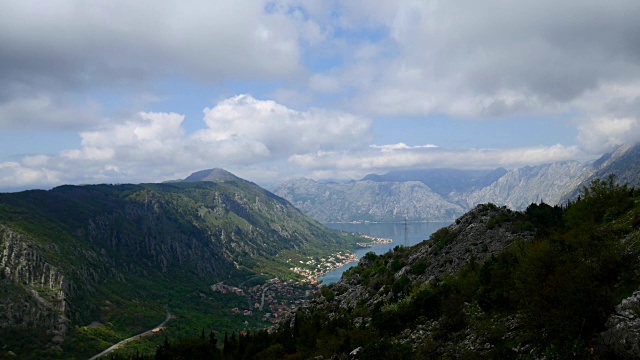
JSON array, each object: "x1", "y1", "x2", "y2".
[{"x1": 411, "y1": 261, "x2": 428, "y2": 275}]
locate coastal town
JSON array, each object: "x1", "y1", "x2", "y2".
[
  {"x1": 209, "y1": 235, "x2": 394, "y2": 329},
  {"x1": 287, "y1": 251, "x2": 359, "y2": 282}
]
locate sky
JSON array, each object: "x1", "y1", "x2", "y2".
[{"x1": 2, "y1": 0, "x2": 640, "y2": 191}]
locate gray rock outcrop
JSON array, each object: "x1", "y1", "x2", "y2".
[
  {"x1": 600, "y1": 290, "x2": 640, "y2": 358},
  {"x1": 0, "y1": 225, "x2": 69, "y2": 340}
]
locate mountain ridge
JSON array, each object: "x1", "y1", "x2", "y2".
[
  {"x1": 274, "y1": 147, "x2": 640, "y2": 223},
  {"x1": 273, "y1": 178, "x2": 465, "y2": 222},
  {"x1": 361, "y1": 168, "x2": 508, "y2": 197},
  {"x1": 0, "y1": 170, "x2": 362, "y2": 358}
]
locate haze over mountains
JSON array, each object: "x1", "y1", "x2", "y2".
[{"x1": 274, "y1": 143, "x2": 640, "y2": 223}]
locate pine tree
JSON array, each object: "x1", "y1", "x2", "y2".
[
  {"x1": 209, "y1": 330, "x2": 218, "y2": 347},
  {"x1": 223, "y1": 332, "x2": 230, "y2": 355}
]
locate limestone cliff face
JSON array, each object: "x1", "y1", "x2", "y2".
[
  {"x1": 273, "y1": 179, "x2": 465, "y2": 223},
  {"x1": 563, "y1": 142, "x2": 640, "y2": 202},
  {"x1": 460, "y1": 160, "x2": 593, "y2": 209},
  {"x1": 0, "y1": 225, "x2": 68, "y2": 336},
  {"x1": 599, "y1": 290, "x2": 640, "y2": 358},
  {"x1": 84, "y1": 202, "x2": 227, "y2": 277},
  {"x1": 274, "y1": 143, "x2": 640, "y2": 224}
]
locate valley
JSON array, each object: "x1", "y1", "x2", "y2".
[
  {"x1": 0, "y1": 169, "x2": 369, "y2": 359},
  {"x1": 3, "y1": 149, "x2": 640, "y2": 359}
]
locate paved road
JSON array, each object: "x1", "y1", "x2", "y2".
[
  {"x1": 88, "y1": 307, "x2": 171, "y2": 360},
  {"x1": 259, "y1": 285, "x2": 271, "y2": 311}
]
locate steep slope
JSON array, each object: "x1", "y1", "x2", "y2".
[
  {"x1": 564, "y1": 142, "x2": 640, "y2": 201},
  {"x1": 0, "y1": 171, "x2": 360, "y2": 358},
  {"x1": 460, "y1": 160, "x2": 593, "y2": 209},
  {"x1": 273, "y1": 178, "x2": 465, "y2": 223},
  {"x1": 308, "y1": 203, "x2": 535, "y2": 313}
]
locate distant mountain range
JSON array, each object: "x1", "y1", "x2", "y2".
[
  {"x1": 272, "y1": 178, "x2": 465, "y2": 223},
  {"x1": 273, "y1": 143, "x2": 640, "y2": 223}
]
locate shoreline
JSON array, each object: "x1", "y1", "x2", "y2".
[{"x1": 289, "y1": 250, "x2": 359, "y2": 283}]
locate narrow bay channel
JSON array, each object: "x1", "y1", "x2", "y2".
[{"x1": 318, "y1": 221, "x2": 451, "y2": 284}]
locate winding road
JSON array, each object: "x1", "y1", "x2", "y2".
[
  {"x1": 259, "y1": 285, "x2": 271, "y2": 311},
  {"x1": 88, "y1": 307, "x2": 171, "y2": 360}
]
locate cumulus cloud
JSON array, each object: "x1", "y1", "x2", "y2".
[
  {"x1": 195, "y1": 94, "x2": 371, "y2": 157},
  {"x1": 5, "y1": 1, "x2": 640, "y2": 189},
  {"x1": 0, "y1": 95, "x2": 373, "y2": 189}
]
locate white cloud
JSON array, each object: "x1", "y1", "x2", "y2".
[
  {"x1": 196, "y1": 94, "x2": 372, "y2": 158},
  {"x1": 0, "y1": 1, "x2": 304, "y2": 87},
  {"x1": 308, "y1": 74, "x2": 341, "y2": 93},
  {"x1": 3, "y1": 1, "x2": 640, "y2": 190},
  {"x1": 0, "y1": 162, "x2": 62, "y2": 189},
  {"x1": 577, "y1": 117, "x2": 640, "y2": 154},
  {"x1": 289, "y1": 144, "x2": 581, "y2": 178},
  {"x1": 0, "y1": 95, "x2": 373, "y2": 189},
  {"x1": 370, "y1": 143, "x2": 438, "y2": 152}
]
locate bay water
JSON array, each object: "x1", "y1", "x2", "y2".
[{"x1": 318, "y1": 221, "x2": 451, "y2": 285}]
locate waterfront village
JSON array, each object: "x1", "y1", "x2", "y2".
[
  {"x1": 210, "y1": 235, "x2": 394, "y2": 328},
  {"x1": 287, "y1": 251, "x2": 358, "y2": 281},
  {"x1": 288, "y1": 234, "x2": 392, "y2": 281}
]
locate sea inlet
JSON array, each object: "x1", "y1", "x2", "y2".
[{"x1": 318, "y1": 221, "x2": 451, "y2": 284}]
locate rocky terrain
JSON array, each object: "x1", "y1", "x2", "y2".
[
  {"x1": 461, "y1": 160, "x2": 592, "y2": 209},
  {"x1": 302, "y1": 204, "x2": 533, "y2": 313},
  {"x1": 563, "y1": 142, "x2": 640, "y2": 202},
  {"x1": 274, "y1": 161, "x2": 593, "y2": 222},
  {"x1": 0, "y1": 226, "x2": 68, "y2": 338}
]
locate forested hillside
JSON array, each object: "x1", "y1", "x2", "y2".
[{"x1": 0, "y1": 170, "x2": 362, "y2": 359}]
